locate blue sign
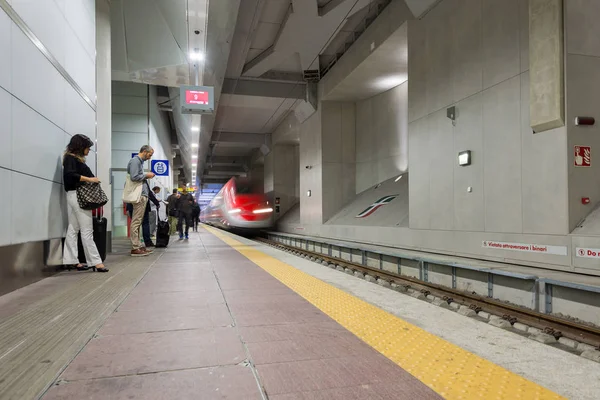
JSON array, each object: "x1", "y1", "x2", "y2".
[
  {"x1": 131, "y1": 153, "x2": 137, "y2": 158},
  {"x1": 151, "y1": 160, "x2": 169, "y2": 176}
]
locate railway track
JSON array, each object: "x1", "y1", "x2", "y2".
[{"x1": 255, "y1": 236, "x2": 600, "y2": 350}]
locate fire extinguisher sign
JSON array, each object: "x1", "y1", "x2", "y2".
[{"x1": 574, "y1": 145, "x2": 591, "y2": 167}]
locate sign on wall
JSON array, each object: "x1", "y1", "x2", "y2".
[
  {"x1": 576, "y1": 247, "x2": 600, "y2": 258},
  {"x1": 151, "y1": 160, "x2": 169, "y2": 176},
  {"x1": 482, "y1": 241, "x2": 567, "y2": 256},
  {"x1": 180, "y1": 85, "x2": 215, "y2": 114},
  {"x1": 574, "y1": 145, "x2": 591, "y2": 167},
  {"x1": 355, "y1": 195, "x2": 398, "y2": 218}
]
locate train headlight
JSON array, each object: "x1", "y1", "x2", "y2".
[
  {"x1": 229, "y1": 208, "x2": 241, "y2": 214},
  {"x1": 253, "y1": 208, "x2": 273, "y2": 214}
]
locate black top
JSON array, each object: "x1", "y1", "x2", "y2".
[{"x1": 63, "y1": 154, "x2": 94, "y2": 192}]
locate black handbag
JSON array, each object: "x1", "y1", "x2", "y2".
[{"x1": 76, "y1": 182, "x2": 108, "y2": 210}]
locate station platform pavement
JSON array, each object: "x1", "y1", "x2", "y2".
[{"x1": 0, "y1": 227, "x2": 599, "y2": 399}]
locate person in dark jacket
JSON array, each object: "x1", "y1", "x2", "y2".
[
  {"x1": 62, "y1": 134, "x2": 108, "y2": 272},
  {"x1": 176, "y1": 192, "x2": 194, "y2": 240},
  {"x1": 191, "y1": 199, "x2": 201, "y2": 232},
  {"x1": 166, "y1": 189, "x2": 180, "y2": 235}
]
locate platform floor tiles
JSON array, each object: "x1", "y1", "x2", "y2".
[{"x1": 0, "y1": 228, "x2": 592, "y2": 399}]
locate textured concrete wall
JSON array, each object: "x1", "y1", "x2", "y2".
[
  {"x1": 565, "y1": 0, "x2": 600, "y2": 232},
  {"x1": 356, "y1": 82, "x2": 408, "y2": 194},
  {"x1": 408, "y1": 0, "x2": 569, "y2": 235}
]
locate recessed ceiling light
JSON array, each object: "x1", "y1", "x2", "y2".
[
  {"x1": 192, "y1": 163, "x2": 197, "y2": 167},
  {"x1": 191, "y1": 143, "x2": 199, "y2": 148},
  {"x1": 191, "y1": 127, "x2": 199, "y2": 132},
  {"x1": 192, "y1": 155, "x2": 198, "y2": 159}
]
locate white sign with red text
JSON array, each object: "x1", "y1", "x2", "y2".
[
  {"x1": 482, "y1": 241, "x2": 567, "y2": 256},
  {"x1": 575, "y1": 247, "x2": 600, "y2": 258}
]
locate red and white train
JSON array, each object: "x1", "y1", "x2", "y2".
[{"x1": 200, "y1": 177, "x2": 273, "y2": 231}]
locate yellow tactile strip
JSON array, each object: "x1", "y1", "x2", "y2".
[{"x1": 205, "y1": 227, "x2": 564, "y2": 400}]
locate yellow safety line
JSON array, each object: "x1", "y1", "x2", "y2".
[{"x1": 205, "y1": 226, "x2": 564, "y2": 400}]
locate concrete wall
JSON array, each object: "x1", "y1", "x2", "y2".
[
  {"x1": 111, "y1": 82, "x2": 172, "y2": 237},
  {"x1": 0, "y1": 0, "x2": 96, "y2": 246},
  {"x1": 299, "y1": 108, "x2": 323, "y2": 225},
  {"x1": 356, "y1": 82, "x2": 408, "y2": 193},
  {"x1": 565, "y1": 0, "x2": 600, "y2": 231},
  {"x1": 267, "y1": 145, "x2": 299, "y2": 221},
  {"x1": 408, "y1": 0, "x2": 568, "y2": 235}
]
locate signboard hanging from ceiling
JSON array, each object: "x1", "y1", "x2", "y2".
[{"x1": 180, "y1": 85, "x2": 215, "y2": 114}]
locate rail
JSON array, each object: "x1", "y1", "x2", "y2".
[{"x1": 256, "y1": 235, "x2": 600, "y2": 349}]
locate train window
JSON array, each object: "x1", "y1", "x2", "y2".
[{"x1": 235, "y1": 181, "x2": 254, "y2": 194}]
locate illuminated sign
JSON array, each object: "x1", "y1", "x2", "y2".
[{"x1": 180, "y1": 85, "x2": 214, "y2": 114}]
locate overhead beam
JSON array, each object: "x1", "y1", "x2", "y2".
[
  {"x1": 222, "y1": 78, "x2": 306, "y2": 99},
  {"x1": 318, "y1": 0, "x2": 347, "y2": 16},
  {"x1": 211, "y1": 132, "x2": 270, "y2": 148},
  {"x1": 227, "y1": 0, "x2": 268, "y2": 77}
]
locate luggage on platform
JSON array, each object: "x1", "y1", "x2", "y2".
[
  {"x1": 155, "y1": 216, "x2": 170, "y2": 248},
  {"x1": 77, "y1": 207, "x2": 108, "y2": 264}
]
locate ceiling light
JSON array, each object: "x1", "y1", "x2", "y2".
[
  {"x1": 191, "y1": 143, "x2": 199, "y2": 148},
  {"x1": 189, "y1": 51, "x2": 204, "y2": 61},
  {"x1": 191, "y1": 127, "x2": 199, "y2": 132},
  {"x1": 458, "y1": 150, "x2": 472, "y2": 166},
  {"x1": 192, "y1": 163, "x2": 197, "y2": 167},
  {"x1": 192, "y1": 155, "x2": 197, "y2": 159}
]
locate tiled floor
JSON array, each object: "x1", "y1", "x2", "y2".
[{"x1": 41, "y1": 230, "x2": 440, "y2": 400}]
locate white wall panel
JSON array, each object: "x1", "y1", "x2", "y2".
[
  {"x1": 453, "y1": 93, "x2": 484, "y2": 232},
  {"x1": 483, "y1": 76, "x2": 522, "y2": 233},
  {"x1": 112, "y1": 114, "x2": 148, "y2": 133},
  {"x1": 377, "y1": 156, "x2": 401, "y2": 185},
  {"x1": 10, "y1": 0, "x2": 67, "y2": 66},
  {"x1": 566, "y1": 0, "x2": 600, "y2": 58},
  {"x1": 11, "y1": 25, "x2": 66, "y2": 130},
  {"x1": 64, "y1": 0, "x2": 96, "y2": 60},
  {"x1": 355, "y1": 99, "x2": 373, "y2": 163},
  {"x1": 65, "y1": 85, "x2": 95, "y2": 138},
  {"x1": 0, "y1": 88, "x2": 11, "y2": 168},
  {"x1": 12, "y1": 99, "x2": 64, "y2": 183},
  {"x1": 341, "y1": 103, "x2": 355, "y2": 164},
  {"x1": 481, "y1": 0, "x2": 520, "y2": 89},
  {"x1": 321, "y1": 102, "x2": 342, "y2": 163},
  {"x1": 428, "y1": 108, "x2": 454, "y2": 230},
  {"x1": 112, "y1": 132, "x2": 148, "y2": 151},
  {"x1": 112, "y1": 95, "x2": 148, "y2": 115},
  {"x1": 0, "y1": 9, "x2": 11, "y2": 92},
  {"x1": 64, "y1": 30, "x2": 96, "y2": 103},
  {"x1": 86, "y1": 149, "x2": 97, "y2": 176},
  {"x1": 48, "y1": 181, "x2": 67, "y2": 239},
  {"x1": 452, "y1": 0, "x2": 482, "y2": 102},
  {"x1": 0, "y1": 169, "x2": 11, "y2": 245},
  {"x1": 408, "y1": 117, "x2": 430, "y2": 229},
  {"x1": 356, "y1": 161, "x2": 375, "y2": 194}
]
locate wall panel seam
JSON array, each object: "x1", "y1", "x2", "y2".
[
  {"x1": 0, "y1": 0, "x2": 96, "y2": 111},
  {"x1": 0, "y1": 166, "x2": 62, "y2": 185}
]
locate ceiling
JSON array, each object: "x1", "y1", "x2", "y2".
[{"x1": 110, "y1": 0, "x2": 442, "y2": 188}]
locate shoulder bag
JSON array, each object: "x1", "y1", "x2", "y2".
[
  {"x1": 77, "y1": 182, "x2": 108, "y2": 210},
  {"x1": 123, "y1": 174, "x2": 143, "y2": 204}
]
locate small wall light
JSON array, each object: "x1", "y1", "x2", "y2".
[
  {"x1": 458, "y1": 150, "x2": 471, "y2": 166},
  {"x1": 306, "y1": 190, "x2": 312, "y2": 197},
  {"x1": 394, "y1": 175, "x2": 403, "y2": 182}
]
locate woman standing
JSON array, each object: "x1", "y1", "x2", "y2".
[{"x1": 62, "y1": 134, "x2": 108, "y2": 272}]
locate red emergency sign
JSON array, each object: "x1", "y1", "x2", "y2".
[{"x1": 574, "y1": 145, "x2": 591, "y2": 167}]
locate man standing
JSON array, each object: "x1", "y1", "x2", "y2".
[
  {"x1": 177, "y1": 191, "x2": 193, "y2": 240},
  {"x1": 166, "y1": 189, "x2": 180, "y2": 235},
  {"x1": 127, "y1": 145, "x2": 155, "y2": 256},
  {"x1": 191, "y1": 199, "x2": 201, "y2": 232}
]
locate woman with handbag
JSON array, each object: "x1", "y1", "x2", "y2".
[{"x1": 62, "y1": 134, "x2": 108, "y2": 272}]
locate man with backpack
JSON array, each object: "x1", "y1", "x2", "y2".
[{"x1": 166, "y1": 189, "x2": 180, "y2": 235}]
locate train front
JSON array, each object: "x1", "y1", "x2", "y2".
[{"x1": 223, "y1": 177, "x2": 274, "y2": 231}]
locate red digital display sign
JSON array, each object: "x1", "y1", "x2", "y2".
[{"x1": 185, "y1": 90, "x2": 209, "y2": 105}]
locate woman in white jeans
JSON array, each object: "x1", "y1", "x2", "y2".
[{"x1": 62, "y1": 134, "x2": 108, "y2": 272}]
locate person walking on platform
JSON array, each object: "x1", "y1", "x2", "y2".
[
  {"x1": 191, "y1": 199, "x2": 201, "y2": 232},
  {"x1": 62, "y1": 134, "x2": 108, "y2": 272},
  {"x1": 127, "y1": 145, "x2": 155, "y2": 256},
  {"x1": 176, "y1": 192, "x2": 193, "y2": 240},
  {"x1": 166, "y1": 189, "x2": 180, "y2": 235}
]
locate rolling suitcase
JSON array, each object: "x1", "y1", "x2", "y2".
[
  {"x1": 155, "y1": 216, "x2": 170, "y2": 248},
  {"x1": 77, "y1": 207, "x2": 108, "y2": 264}
]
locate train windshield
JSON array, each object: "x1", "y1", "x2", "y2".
[{"x1": 235, "y1": 179, "x2": 260, "y2": 194}]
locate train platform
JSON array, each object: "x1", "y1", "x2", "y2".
[{"x1": 0, "y1": 228, "x2": 599, "y2": 400}]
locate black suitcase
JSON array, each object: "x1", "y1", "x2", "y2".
[
  {"x1": 78, "y1": 208, "x2": 108, "y2": 264},
  {"x1": 155, "y1": 218, "x2": 170, "y2": 248}
]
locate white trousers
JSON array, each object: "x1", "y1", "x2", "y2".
[{"x1": 63, "y1": 191, "x2": 102, "y2": 266}]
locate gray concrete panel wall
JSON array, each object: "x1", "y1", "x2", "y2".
[
  {"x1": 355, "y1": 82, "x2": 408, "y2": 193},
  {"x1": 408, "y1": 0, "x2": 569, "y2": 236}
]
